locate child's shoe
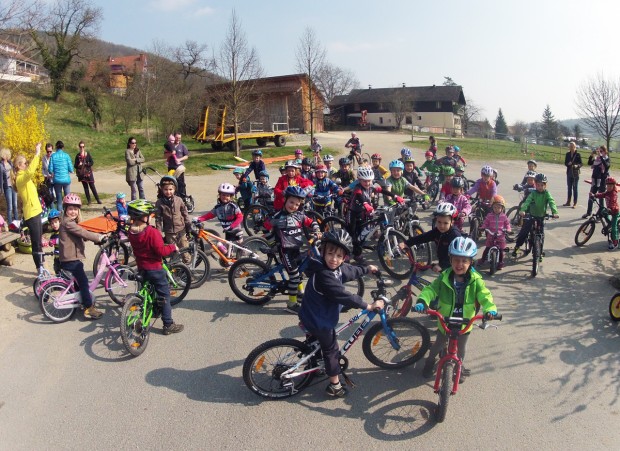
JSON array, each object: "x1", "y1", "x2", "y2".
[
  {"x1": 163, "y1": 323, "x2": 184, "y2": 335},
  {"x1": 325, "y1": 382, "x2": 347, "y2": 398},
  {"x1": 285, "y1": 302, "x2": 301, "y2": 314},
  {"x1": 511, "y1": 247, "x2": 519, "y2": 257},
  {"x1": 83, "y1": 306, "x2": 103, "y2": 319},
  {"x1": 609, "y1": 242, "x2": 615, "y2": 251},
  {"x1": 422, "y1": 358, "x2": 436, "y2": 378}
]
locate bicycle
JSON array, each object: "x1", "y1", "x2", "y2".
[
  {"x1": 424, "y1": 172, "x2": 441, "y2": 203},
  {"x1": 574, "y1": 197, "x2": 613, "y2": 248},
  {"x1": 142, "y1": 166, "x2": 195, "y2": 213},
  {"x1": 389, "y1": 259, "x2": 433, "y2": 318},
  {"x1": 92, "y1": 207, "x2": 134, "y2": 274},
  {"x1": 609, "y1": 292, "x2": 620, "y2": 321},
  {"x1": 392, "y1": 197, "x2": 432, "y2": 265},
  {"x1": 32, "y1": 251, "x2": 67, "y2": 297},
  {"x1": 419, "y1": 308, "x2": 502, "y2": 423},
  {"x1": 514, "y1": 214, "x2": 552, "y2": 278},
  {"x1": 483, "y1": 228, "x2": 509, "y2": 275},
  {"x1": 505, "y1": 186, "x2": 531, "y2": 243},
  {"x1": 467, "y1": 197, "x2": 490, "y2": 242},
  {"x1": 242, "y1": 272, "x2": 431, "y2": 398},
  {"x1": 345, "y1": 143, "x2": 369, "y2": 169}
]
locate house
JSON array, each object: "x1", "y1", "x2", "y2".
[
  {"x1": 86, "y1": 54, "x2": 148, "y2": 94},
  {"x1": 330, "y1": 85, "x2": 466, "y2": 136},
  {"x1": 0, "y1": 41, "x2": 46, "y2": 83}
]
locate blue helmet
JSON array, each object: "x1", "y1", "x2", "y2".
[
  {"x1": 252, "y1": 149, "x2": 263, "y2": 156},
  {"x1": 449, "y1": 237, "x2": 478, "y2": 258},
  {"x1": 389, "y1": 159, "x2": 404, "y2": 170},
  {"x1": 258, "y1": 170, "x2": 269, "y2": 179},
  {"x1": 400, "y1": 148, "x2": 412, "y2": 158},
  {"x1": 48, "y1": 209, "x2": 61, "y2": 220},
  {"x1": 284, "y1": 185, "x2": 307, "y2": 199},
  {"x1": 233, "y1": 167, "x2": 245, "y2": 174},
  {"x1": 453, "y1": 145, "x2": 460, "y2": 152}
]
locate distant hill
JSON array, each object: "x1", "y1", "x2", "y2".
[{"x1": 559, "y1": 118, "x2": 597, "y2": 136}]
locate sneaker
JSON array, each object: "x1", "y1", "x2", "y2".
[
  {"x1": 285, "y1": 302, "x2": 301, "y2": 314},
  {"x1": 83, "y1": 306, "x2": 104, "y2": 319},
  {"x1": 325, "y1": 382, "x2": 347, "y2": 398},
  {"x1": 609, "y1": 242, "x2": 615, "y2": 250},
  {"x1": 459, "y1": 367, "x2": 471, "y2": 384},
  {"x1": 422, "y1": 358, "x2": 436, "y2": 378},
  {"x1": 511, "y1": 247, "x2": 519, "y2": 257},
  {"x1": 562, "y1": 202, "x2": 570, "y2": 207},
  {"x1": 582, "y1": 213, "x2": 589, "y2": 219},
  {"x1": 163, "y1": 323, "x2": 184, "y2": 335}
]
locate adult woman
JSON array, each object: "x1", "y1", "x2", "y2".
[
  {"x1": 125, "y1": 136, "x2": 145, "y2": 200},
  {"x1": 48, "y1": 140, "x2": 73, "y2": 211},
  {"x1": 583, "y1": 145, "x2": 611, "y2": 218},
  {"x1": 0, "y1": 148, "x2": 18, "y2": 222},
  {"x1": 41, "y1": 143, "x2": 55, "y2": 206},
  {"x1": 74, "y1": 141, "x2": 101, "y2": 204},
  {"x1": 14, "y1": 143, "x2": 44, "y2": 270},
  {"x1": 563, "y1": 142, "x2": 582, "y2": 208}
]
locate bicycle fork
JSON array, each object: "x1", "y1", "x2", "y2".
[{"x1": 434, "y1": 338, "x2": 462, "y2": 395}]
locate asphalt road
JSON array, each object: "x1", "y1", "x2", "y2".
[{"x1": 1, "y1": 131, "x2": 619, "y2": 449}]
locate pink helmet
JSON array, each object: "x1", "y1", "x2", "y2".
[
  {"x1": 295, "y1": 148, "x2": 303, "y2": 155},
  {"x1": 63, "y1": 193, "x2": 82, "y2": 208}
]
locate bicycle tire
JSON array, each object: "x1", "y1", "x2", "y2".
[
  {"x1": 361, "y1": 152, "x2": 372, "y2": 165},
  {"x1": 320, "y1": 216, "x2": 347, "y2": 233},
  {"x1": 362, "y1": 317, "x2": 430, "y2": 369},
  {"x1": 505, "y1": 206, "x2": 522, "y2": 243},
  {"x1": 574, "y1": 220, "x2": 596, "y2": 246},
  {"x1": 531, "y1": 235, "x2": 541, "y2": 277},
  {"x1": 427, "y1": 183, "x2": 439, "y2": 203},
  {"x1": 120, "y1": 295, "x2": 152, "y2": 357},
  {"x1": 436, "y1": 361, "x2": 454, "y2": 423},
  {"x1": 92, "y1": 240, "x2": 133, "y2": 275},
  {"x1": 303, "y1": 210, "x2": 324, "y2": 240},
  {"x1": 243, "y1": 204, "x2": 271, "y2": 236},
  {"x1": 410, "y1": 225, "x2": 432, "y2": 265},
  {"x1": 469, "y1": 217, "x2": 479, "y2": 242},
  {"x1": 228, "y1": 258, "x2": 276, "y2": 305},
  {"x1": 239, "y1": 236, "x2": 273, "y2": 266},
  {"x1": 377, "y1": 230, "x2": 413, "y2": 279},
  {"x1": 168, "y1": 263, "x2": 192, "y2": 306},
  {"x1": 105, "y1": 264, "x2": 138, "y2": 306},
  {"x1": 609, "y1": 293, "x2": 620, "y2": 321},
  {"x1": 176, "y1": 248, "x2": 210, "y2": 289},
  {"x1": 39, "y1": 281, "x2": 76, "y2": 323},
  {"x1": 242, "y1": 338, "x2": 315, "y2": 399},
  {"x1": 488, "y1": 248, "x2": 498, "y2": 276}
]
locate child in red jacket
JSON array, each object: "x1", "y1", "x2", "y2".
[
  {"x1": 592, "y1": 176, "x2": 619, "y2": 249},
  {"x1": 273, "y1": 160, "x2": 314, "y2": 210}
]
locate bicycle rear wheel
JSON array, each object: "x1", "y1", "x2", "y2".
[
  {"x1": 177, "y1": 248, "x2": 210, "y2": 289},
  {"x1": 39, "y1": 281, "x2": 76, "y2": 323},
  {"x1": 436, "y1": 361, "x2": 454, "y2": 423},
  {"x1": 228, "y1": 258, "x2": 276, "y2": 305},
  {"x1": 239, "y1": 236, "x2": 273, "y2": 266},
  {"x1": 243, "y1": 205, "x2": 271, "y2": 236},
  {"x1": 469, "y1": 218, "x2": 479, "y2": 242},
  {"x1": 92, "y1": 240, "x2": 133, "y2": 275},
  {"x1": 120, "y1": 295, "x2": 152, "y2": 357},
  {"x1": 574, "y1": 220, "x2": 595, "y2": 246},
  {"x1": 609, "y1": 293, "x2": 620, "y2": 321},
  {"x1": 320, "y1": 216, "x2": 347, "y2": 233},
  {"x1": 409, "y1": 225, "x2": 432, "y2": 265},
  {"x1": 377, "y1": 230, "x2": 412, "y2": 279},
  {"x1": 362, "y1": 317, "x2": 430, "y2": 368},
  {"x1": 105, "y1": 264, "x2": 138, "y2": 306},
  {"x1": 243, "y1": 338, "x2": 315, "y2": 399},
  {"x1": 505, "y1": 206, "x2": 522, "y2": 243},
  {"x1": 168, "y1": 264, "x2": 192, "y2": 306}
]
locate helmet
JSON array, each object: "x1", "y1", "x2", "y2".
[
  {"x1": 127, "y1": 199, "x2": 156, "y2": 218},
  {"x1": 285, "y1": 160, "x2": 298, "y2": 169},
  {"x1": 371, "y1": 153, "x2": 382, "y2": 160},
  {"x1": 314, "y1": 164, "x2": 327, "y2": 173},
  {"x1": 445, "y1": 146, "x2": 455, "y2": 153},
  {"x1": 116, "y1": 192, "x2": 126, "y2": 199},
  {"x1": 302, "y1": 157, "x2": 313, "y2": 166},
  {"x1": 525, "y1": 170, "x2": 537, "y2": 178},
  {"x1": 63, "y1": 193, "x2": 82, "y2": 208},
  {"x1": 492, "y1": 195, "x2": 505, "y2": 207},
  {"x1": 481, "y1": 165, "x2": 494, "y2": 176},
  {"x1": 252, "y1": 149, "x2": 263, "y2": 156},
  {"x1": 455, "y1": 164, "x2": 465, "y2": 173},
  {"x1": 434, "y1": 202, "x2": 458, "y2": 218},
  {"x1": 442, "y1": 166, "x2": 455, "y2": 176},
  {"x1": 321, "y1": 229, "x2": 353, "y2": 256},
  {"x1": 449, "y1": 236, "x2": 478, "y2": 258},
  {"x1": 218, "y1": 182, "x2": 236, "y2": 194},
  {"x1": 48, "y1": 209, "x2": 61, "y2": 220},
  {"x1": 339, "y1": 157, "x2": 350, "y2": 166},
  {"x1": 403, "y1": 156, "x2": 415, "y2": 163},
  {"x1": 450, "y1": 177, "x2": 465, "y2": 189},
  {"x1": 295, "y1": 148, "x2": 303, "y2": 155},
  {"x1": 357, "y1": 167, "x2": 374, "y2": 181},
  {"x1": 279, "y1": 164, "x2": 286, "y2": 173},
  {"x1": 323, "y1": 154, "x2": 334, "y2": 162},
  {"x1": 535, "y1": 173, "x2": 548, "y2": 183},
  {"x1": 527, "y1": 159, "x2": 537, "y2": 166},
  {"x1": 258, "y1": 170, "x2": 269, "y2": 179},
  {"x1": 389, "y1": 159, "x2": 404, "y2": 170},
  {"x1": 425, "y1": 151, "x2": 434, "y2": 157},
  {"x1": 160, "y1": 175, "x2": 178, "y2": 190},
  {"x1": 607, "y1": 176, "x2": 617, "y2": 185},
  {"x1": 284, "y1": 185, "x2": 307, "y2": 199},
  {"x1": 233, "y1": 167, "x2": 245, "y2": 174},
  {"x1": 400, "y1": 148, "x2": 412, "y2": 158},
  {"x1": 453, "y1": 146, "x2": 461, "y2": 152}
]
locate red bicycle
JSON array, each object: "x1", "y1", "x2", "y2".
[
  {"x1": 422, "y1": 309, "x2": 502, "y2": 422},
  {"x1": 390, "y1": 255, "x2": 433, "y2": 317}
]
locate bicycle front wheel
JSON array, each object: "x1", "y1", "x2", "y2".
[
  {"x1": 93, "y1": 240, "x2": 132, "y2": 275},
  {"x1": 238, "y1": 236, "x2": 273, "y2": 266},
  {"x1": 505, "y1": 206, "x2": 522, "y2": 243},
  {"x1": 436, "y1": 361, "x2": 454, "y2": 423},
  {"x1": 228, "y1": 258, "x2": 276, "y2": 305},
  {"x1": 531, "y1": 235, "x2": 542, "y2": 278},
  {"x1": 488, "y1": 248, "x2": 499, "y2": 276},
  {"x1": 182, "y1": 249, "x2": 211, "y2": 289},
  {"x1": 243, "y1": 338, "x2": 315, "y2": 399},
  {"x1": 105, "y1": 264, "x2": 138, "y2": 306},
  {"x1": 377, "y1": 230, "x2": 413, "y2": 279},
  {"x1": 168, "y1": 263, "x2": 192, "y2": 306},
  {"x1": 303, "y1": 210, "x2": 324, "y2": 240},
  {"x1": 609, "y1": 293, "x2": 620, "y2": 321},
  {"x1": 320, "y1": 216, "x2": 347, "y2": 233},
  {"x1": 39, "y1": 281, "x2": 76, "y2": 323},
  {"x1": 469, "y1": 218, "x2": 479, "y2": 242},
  {"x1": 362, "y1": 317, "x2": 430, "y2": 369},
  {"x1": 410, "y1": 225, "x2": 432, "y2": 265},
  {"x1": 574, "y1": 220, "x2": 595, "y2": 246},
  {"x1": 120, "y1": 295, "x2": 152, "y2": 357}
]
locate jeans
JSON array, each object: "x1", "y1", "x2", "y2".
[
  {"x1": 54, "y1": 183, "x2": 71, "y2": 211},
  {"x1": 142, "y1": 268, "x2": 173, "y2": 327},
  {"x1": 25, "y1": 213, "x2": 43, "y2": 269},
  {"x1": 128, "y1": 178, "x2": 145, "y2": 200},
  {"x1": 566, "y1": 175, "x2": 579, "y2": 204},
  {"x1": 3, "y1": 186, "x2": 18, "y2": 222},
  {"x1": 60, "y1": 260, "x2": 93, "y2": 308}
]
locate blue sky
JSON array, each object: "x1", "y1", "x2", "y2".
[{"x1": 95, "y1": 0, "x2": 619, "y2": 124}]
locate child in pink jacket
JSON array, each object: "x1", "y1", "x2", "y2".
[
  {"x1": 443, "y1": 177, "x2": 471, "y2": 233},
  {"x1": 479, "y1": 195, "x2": 511, "y2": 269}
]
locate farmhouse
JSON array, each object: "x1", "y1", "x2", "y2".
[{"x1": 86, "y1": 54, "x2": 148, "y2": 95}]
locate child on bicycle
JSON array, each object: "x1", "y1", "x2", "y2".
[
  {"x1": 402, "y1": 157, "x2": 425, "y2": 191},
  {"x1": 311, "y1": 137, "x2": 322, "y2": 161},
  {"x1": 467, "y1": 165, "x2": 497, "y2": 202},
  {"x1": 243, "y1": 149, "x2": 266, "y2": 180},
  {"x1": 323, "y1": 154, "x2": 336, "y2": 178},
  {"x1": 115, "y1": 192, "x2": 128, "y2": 216},
  {"x1": 413, "y1": 237, "x2": 498, "y2": 382},
  {"x1": 164, "y1": 142, "x2": 185, "y2": 178},
  {"x1": 514, "y1": 171, "x2": 537, "y2": 200},
  {"x1": 453, "y1": 146, "x2": 467, "y2": 166},
  {"x1": 439, "y1": 166, "x2": 455, "y2": 201},
  {"x1": 437, "y1": 146, "x2": 458, "y2": 170},
  {"x1": 333, "y1": 157, "x2": 355, "y2": 188},
  {"x1": 254, "y1": 171, "x2": 274, "y2": 206},
  {"x1": 264, "y1": 186, "x2": 320, "y2": 314},
  {"x1": 294, "y1": 148, "x2": 304, "y2": 166},
  {"x1": 311, "y1": 164, "x2": 341, "y2": 203},
  {"x1": 126, "y1": 199, "x2": 183, "y2": 335},
  {"x1": 443, "y1": 177, "x2": 471, "y2": 233},
  {"x1": 43, "y1": 208, "x2": 62, "y2": 274},
  {"x1": 479, "y1": 195, "x2": 511, "y2": 269},
  {"x1": 512, "y1": 173, "x2": 559, "y2": 256},
  {"x1": 300, "y1": 157, "x2": 314, "y2": 180},
  {"x1": 591, "y1": 176, "x2": 619, "y2": 250},
  {"x1": 299, "y1": 229, "x2": 383, "y2": 397},
  {"x1": 155, "y1": 176, "x2": 191, "y2": 264},
  {"x1": 196, "y1": 183, "x2": 244, "y2": 254},
  {"x1": 58, "y1": 193, "x2": 106, "y2": 319},
  {"x1": 273, "y1": 161, "x2": 314, "y2": 210},
  {"x1": 233, "y1": 167, "x2": 256, "y2": 208},
  {"x1": 370, "y1": 153, "x2": 388, "y2": 182},
  {"x1": 385, "y1": 159, "x2": 425, "y2": 204}
]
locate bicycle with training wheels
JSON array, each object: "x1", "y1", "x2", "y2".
[
  {"x1": 92, "y1": 207, "x2": 134, "y2": 274},
  {"x1": 418, "y1": 308, "x2": 502, "y2": 423},
  {"x1": 32, "y1": 251, "x2": 68, "y2": 297},
  {"x1": 574, "y1": 197, "x2": 613, "y2": 248},
  {"x1": 242, "y1": 272, "x2": 431, "y2": 398}
]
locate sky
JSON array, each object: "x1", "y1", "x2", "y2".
[{"x1": 93, "y1": 0, "x2": 620, "y2": 124}]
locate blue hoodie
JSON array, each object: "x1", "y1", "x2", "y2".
[{"x1": 48, "y1": 149, "x2": 74, "y2": 184}]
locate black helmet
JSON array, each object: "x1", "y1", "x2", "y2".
[
  {"x1": 535, "y1": 173, "x2": 547, "y2": 183},
  {"x1": 160, "y1": 175, "x2": 178, "y2": 190},
  {"x1": 450, "y1": 177, "x2": 465, "y2": 189},
  {"x1": 322, "y1": 229, "x2": 353, "y2": 255},
  {"x1": 302, "y1": 157, "x2": 313, "y2": 166}
]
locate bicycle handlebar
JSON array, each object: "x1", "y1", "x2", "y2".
[{"x1": 424, "y1": 308, "x2": 502, "y2": 335}]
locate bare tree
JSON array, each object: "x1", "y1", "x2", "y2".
[
  {"x1": 212, "y1": 10, "x2": 263, "y2": 156},
  {"x1": 173, "y1": 40, "x2": 210, "y2": 80},
  {"x1": 512, "y1": 120, "x2": 528, "y2": 141},
  {"x1": 25, "y1": 0, "x2": 102, "y2": 101},
  {"x1": 462, "y1": 97, "x2": 483, "y2": 134},
  {"x1": 575, "y1": 73, "x2": 620, "y2": 150},
  {"x1": 389, "y1": 87, "x2": 414, "y2": 129},
  {"x1": 315, "y1": 62, "x2": 359, "y2": 104}
]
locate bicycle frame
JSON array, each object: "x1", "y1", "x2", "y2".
[{"x1": 197, "y1": 228, "x2": 258, "y2": 262}]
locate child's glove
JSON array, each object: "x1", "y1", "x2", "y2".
[
  {"x1": 394, "y1": 196, "x2": 405, "y2": 204},
  {"x1": 363, "y1": 203, "x2": 374, "y2": 214},
  {"x1": 414, "y1": 303, "x2": 426, "y2": 313}
]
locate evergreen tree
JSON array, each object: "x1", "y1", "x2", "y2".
[
  {"x1": 573, "y1": 124, "x2": 582, "y2": 140},
  {"x1": 541, "y1": 105, "x2": 559, "y2": 140},
  {"x1": 495, "y1": 108, "x2": 508, "y2": 138}
]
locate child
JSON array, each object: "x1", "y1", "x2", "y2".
[
  {"x1": 44, "y1": 208, "x2": 62, "y2": 274},
  {"x1": 164, "y1": 142, "x2": 185, "y2": 178},
  {"x1": 420, "y1": 151, "x2": 441, "y2": 187},
  {"x1": 273, "y1": 161, "x2": 314, "y2": 210},
  {"x1": 466, "y1": 165, "x2": 497, "y2": 203},
  {"x1": 254, "y1": 170, "x2": 274, "y2": 206},
  {"x1": 385, "y1": 159, "x2": 425, "y2": 204},
  {"x1": 453, "y1": 146, "x2": 467, "y2": 166},
  {"x1": 370, "y1": 153, "x2": 388, "y2": 182},
  {"x1": 444, "y1": 177, "x2": 471, "y2": 233},
  {"x1": 437, "y1": 146, "x2": 458, "y2": 170},
  {"x1": 399, "y1": 147, "x2": 413, "y2": 163},
  {"x1": 333, "y1": 158, "x2": 355, "y2": 188},
  {"x1": 584, "y1": 145, "x2": 611, "y2": 218},
  {"x1": 196, "y1": 183, "x2": 244, "y2": 256},
  {"x1": 294, "y1": 148, "x2": 304, "y2": 166},
  {"x1": 155, "y1": 176, "x2": 191, "y2": 264},
  {"x1": 402, "y1": 157, "x2": 425, "y2": 191},
  {"x1": 403, "y1": 202, "x2": 462, "y2": 273},
  {"x1": 512, "y1": 173, "x2": 559, "y2": 256},
  {"x1": 323, "y1": 154, "x2": 336, "y2": 178},
  {"x1": 233, "y1": 167, "x2": 256, "y2": 208},
  {"x1": 116, "y1": 192, "x2": 128, "y2": 216},
  {"x1": 264, "y1": 186, "x2": 320, "y2": 313},
  {"x1": 413, "y1": 237, "x2": 498, "y2": 381},
  {"x1": 513, "y1": 171, "x2": 537, "y2": 200},
  {"x1": 300, "y1": 157, "x2": 314, "y2": 180},
  {"x1": 243, "y1": 149, "x2": 266, "y2": 180},
  {"x1": 58, "y1": 193, "x2": 106, "y2": 319},
  {"x1": 298, "y1": 230, "x2": 383, "y2": 397},
  {"x1": 126, "y1": 199, "x2": 183, "y2": 335},
  {"x1": 428, "y1": 135, "x2": 438, "y2": 157},
  {"x1": 310, "y1": 137, "x2": 322, "y2": 165},
  {"x1": 479, "y1": 195, "x2": 511, "y2": 269},
  {"x1": 592, "y1": 176, "x2": 619, "y2": 249},
  {"x1": 439, "y1": 166, "x2": 455, "y2": 201}
]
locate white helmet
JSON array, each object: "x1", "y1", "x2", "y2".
[
  {"x1": 434, "y1": 202, "x2": 457, "y2": 218},
  {"x1": 357, "y1": 167, "x2": 374, "y2": 181},
  {"x1": 218, "y1": 183, "x2": 236, "y2": 195},
  {"x1": 481, "y1": 165, "x2": 494, "y2": 176},
  {"x1": 449, "y1": 237, "x2": 478, "y2": 258}
]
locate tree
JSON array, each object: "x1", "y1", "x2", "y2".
[
  {"x1": 212, "y1": 10, "x2": 263, "y2": 156},
  {"x1": 575, "y1": 73, "x2": 620, "y2": 151},
  {"x1": 295, "y1": 27, "x2": 326, "y2": 143},
  {"x1": 512, "y1": 120, "x2": 528, "y2": 141},
  {"x1": 314, "y1": 63, "x2": 359, "y2": 105},
  {"x1": 443, "y1": 76, "x2": 457, "y2": 86},
  {"x1": 173, "y1": 39, "x2": 210, "y2": 81},
  {"x1": 26, "y1": 0, "x2": 102, "y2": 101},
  {"x1": 495, "y1": 108, "x2": 508, "y2": 138},
  {"x1": 462, "y1": 97, "x2": 483, "y2": 134},
  {"x1": 541, "y1": 104, "x2": 559, "y2": 140},
  {"x1": 559, "y1": 124, "x2": 570, "y2": 138},
  {"x1": 388, "y1": 87, "x2": 413, "y2": 129},
  {"x1": 573, "y1": 124, "x2": 582, "y2": 140}
]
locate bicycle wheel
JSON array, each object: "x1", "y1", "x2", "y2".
[
  {"x1": 120, "y1": 295, "x2": 152, "y2": 357},
  {"x1": 320, "y1": 216, "x2": 347, "y2": 233},
  {"x1": 488, "y1": 248, "x2": 498, "y2": 276},
  {"x1": 427, "y1": 183, "x2": 439, "y2": 203},
  {"x1": 92, "y1": 240, "x2": 132, "y2": 275},
  {"x1": 609, "y1": 293, "x2": 620, "y2": 321},
  {"x1": 39, "y1": 281, "x2": 76, "y2": 323},
  {"x1": 361, "y1": 152, "x2": 372, "y2": 165},
  {"x1": 179, "y1": 249, "x2": 210, "y2": 289},
  {"x1": 436, "y1": 361, "x2": 454, "y2": 423},
  {"x1": 168, "y1": 263, "x2": 192, "y2": 306},
  {"x1": 242, "y1": 338, "x2": 315, "y2": 399},
  {"x1": 343, "y1": 275, "x2": 365, "y2": 297},
  {"x1": 410, "y1": 225, "x2": 432, "y2": 265},
  {"x1": 243, "y1": 205, "x2": 271, "y2": 236},
  {"x1": 531, "y1": 235, "x2": 541, "y2": 277},
  {"x1": 505, "y1": 206, "x2": 522, "y2": 243},
  {"x1": 468, "y1": 218, "x2": 479, "y2": 242},
  {"x1": 105, "y1": 264, "x2": 138, "y2": 306},
  {"x1": 377, "y1": 230, "x2": 413, "y2": 279},
  {"x1": 362, "y1": 317, "x2": 430, "y2": 369},
  {"x1": 238, "y1": 236, "x2": 273, "y2": 266},
  {"x1": 303, "y1": 210, "x2": 324, "y2": 240},
  {"x1": 574, "y1": 220, "x2": 596, "y2": 246},
  {"x1": 228, "y1": 258, "x2": 276, "y2": 305},
  {"x1": 185, "y1": 195, "x2": 195, "y2": 213}
]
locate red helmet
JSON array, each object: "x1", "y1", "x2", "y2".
[
  {"x1": 314, "y1": 164, "x2": 327, "y2": 173},
  {"x1": 425, "y1": 151, "x2": 434, "y2": 157},
  {"x1": 63, "y1": 193, "x2": 82, "y2": 208},
  {"x1": 371, "y1": 153, "x2": 382, "y2": 160},
  {"x1": 607, "y1": 177, "x2": 617, "y2": 185}
]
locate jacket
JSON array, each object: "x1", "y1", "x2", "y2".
[
  {"x1": 444, "y1": 193, "x2": 471, "y2": 217},
  {"x1": 299, "y1": 258, "x2": 370, "y2": 331},
  {"x1": 405, "y1": 226, "x2": 461, "y2": 270},
  {"x1": 588, "y1": 153, "x2": 610, "y2": 179},
  {"x1": 467, "y1": 178, "x2": 497, "y2": 201},
  {"x1": 197, "y1": 201, "x2": 243, "y2": 230},
  {"x1": 155, "y1": 195, "x2": 190, "y2": 234},
  {"x1": 127, "y1": 223, "x2": 176, "y2": 271},
  {"x1": 417, "y1": 268, "x2": 496, "y2": 334},
  {"x1": 273, "y1": 175, "x2": 313, "y2": 210},
  {"x1": 519, "y1": 190, "x2": 558, "y2": 217},
  {"x1": 482, "y1": 212, "x2": 511, "y2": 234},
  {"x1": 48, "y1": 149, "x2": 73, "y2": 184},
  {"x1": 15, "y1": 153, "x2": 42, "y2": 220},
  {"x1": 74, "y1": 151, "x2": 94, "y2": 183},
  {"x1": 594, "y1": 189, "x2": 619, "y2": 215},
  {"x1": 0, "y1": 160, "x2": 11, "y2": 194},
  {"x1": 58, "y1": 217, "x2": 101, "y2": 262},
  {"x1": 125, "y1": 148, "x2": 145, "y2": 183},
  {"x1": 264, "y1": 209, "x2": 318, "y2": 249},
  {"x1": 564, "y1": 151, "x2": 582, "y2": 177}
]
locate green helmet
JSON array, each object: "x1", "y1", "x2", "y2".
[
  {"x1": 442, "y1": 166, "x2": 455, "y2": 176},
  {"x1": 127, "y1": 199, "x2": 156, "y2": 218}
]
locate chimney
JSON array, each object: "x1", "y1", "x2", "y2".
[
  {"x1": 402, "y1": 83, "x2": 405, "y2": 88},
  {"x1": 368, "y1": 85, "x2": 372, "y2": 90}
]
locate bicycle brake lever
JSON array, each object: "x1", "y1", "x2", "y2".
[{"x1": 479, "y1": 322, "x2": 499, "y2": 330}]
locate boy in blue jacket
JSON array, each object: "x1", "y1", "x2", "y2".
[{"x1": 299, "y1": 230, "x2": 383, "y2": 397}]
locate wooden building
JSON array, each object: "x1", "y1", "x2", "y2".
[{"x1": 86, "y1": 54, "x2": 148, "y2": 94}]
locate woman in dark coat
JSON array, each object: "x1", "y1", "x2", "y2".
[
  {"x1": 74, "y1": 141, "x2": 101, "y2": 204},
  {"x1": 563, "y1": 141, "x2": 582, "y2": 208}
]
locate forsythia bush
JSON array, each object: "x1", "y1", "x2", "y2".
[{"x1": 0, "y1": 103, "x2": 50, "y2": 185}]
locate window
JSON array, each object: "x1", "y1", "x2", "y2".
[
  {"x1": 406, "y1": 116, "x2": 412, "y2": 125},
  {"x1": 436, "y1": 101, "x2": 441, "y2": 110},
  {"x1": 379, "y1": 117, "x2": 384, "y2": 124},
  {"x1": 418, "y1": 115, "x2": 422, "y2": 121}
]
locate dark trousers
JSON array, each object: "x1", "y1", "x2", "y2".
[
  {"x1": 566, "y1": 175, "x2": 579, "y2": 204},
  {"x1": 60, "y1": 260, "x2": 93, "y2": 308},
  {"x1": 25, "y1": 213, "x2": 43, "y2": 269},
  {"x1": 586, "y1": 178, "x2": 605, "y2": 214},
  {"x1": 278, "y1": 247, "x2": 301, "y2": 297},
  {"x1": 427, "y1": 330, "x2": 470, "y2": 364},
  {"x1": 177, "y1": 173, "x2": 187, "y2": 197},
  {"x1": 81, "y1": 181, "x2": 101, "y2": 203},
  {"x1": 142, "y1": 268, "x2": 173, "y2": 327},
  {"x1": 309, "y1": 328, "x2": 341, "y2": 377},
  {"x1": 515, "y1": 216, "x2": 544, "y2": 248}
]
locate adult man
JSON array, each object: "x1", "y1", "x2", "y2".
[{"x1": 173, "y1": 132, "x2": 189, "y2": 197}]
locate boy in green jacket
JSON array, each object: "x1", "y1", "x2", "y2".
[{"x1": 413, "y1": 237, "x2": 498, "y2": 382}]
